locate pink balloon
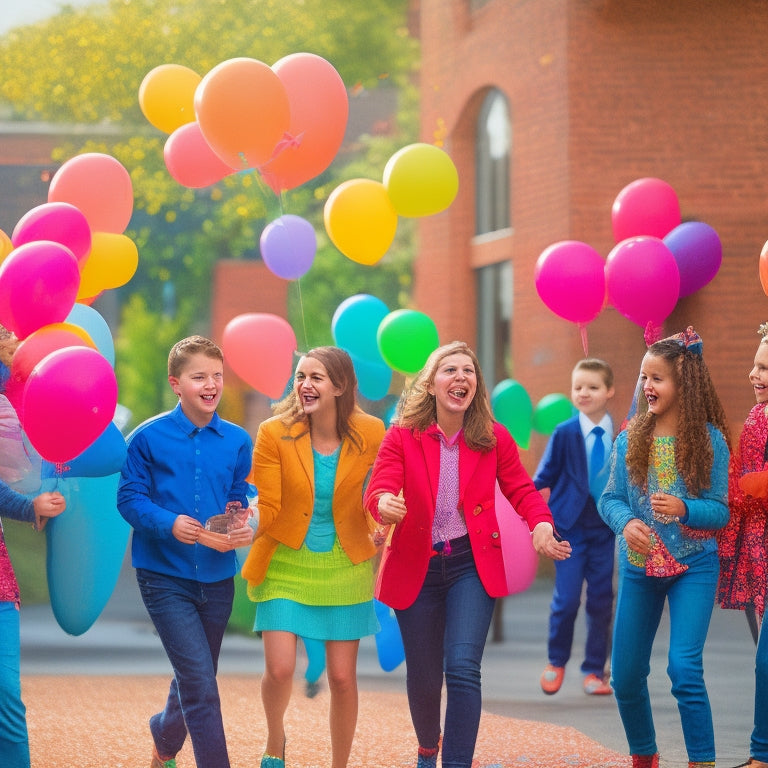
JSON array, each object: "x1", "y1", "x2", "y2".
[
  {"x1": 48, "y1": 153, "x2": 134, "y2": 234},
  {"x1": 22, "y1": 346, "x2": 117, "y2": 463},
  {"x1": 605, "y1": 236, "x2": 680, "y2": 329},
  {"x1": 495, "y1": 484, "x2": 538, "y2": 595},
  {"x1": 222, "y1": 313, "x2": 297, "y2": 398},
  {"x1": 534, "y1": 241, "x2": 606, "y2": 324},
  {"x1": 611, "y1": 178, "x2": 681, "y2": 243},
  {"x1": 164, "y1": 122, "x2": 235, "y2": 188},
  {"x1": 260, "y1": 215, "x2": 317, "y2": 280},
  {"x1": 663, "y1": 221, "x2": 722, "y2": 298},
  {"x1": 12, "y1": 202, "x2": 92, "y2": 267},
  {"x1": 0, "y1": 241, "x2": 80, "y2": 339}
]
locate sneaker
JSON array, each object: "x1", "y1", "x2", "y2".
[
  {"x1": 540, "y1": 664, "x2": 565, "y2": 694},
  {"x1": 583, "y1": 673, "x2": 613, "y2": 695},
  {"x1": 150, "y1": 745, "x2": 177, "y2": 768}
]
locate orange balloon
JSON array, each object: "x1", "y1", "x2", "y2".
[
  {"x1": 259, "y1": 53, "x2": 349, "y2": 193},
  {"x1": 760, "y1": 240, "x2": 768, "y2": 297},
  {"x1": 0, "y1": 229, "x2": 13, "y2": 262},
  {"x1": 48, "y1": 153, "x2": 134, "y2": 234},
  {"x1": 139, "y1": 64, "x2": 202, "y2": 134},
  {"x1": 194, "y1": 58, "x2": 290, "y2": 170},
  {"x1": 77, "y1": 232, "x2": 139, "y2": 300}
]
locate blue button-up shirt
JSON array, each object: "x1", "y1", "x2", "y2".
[{"x1": 117, "y1": 403, "x2": 252, "y2": 582}]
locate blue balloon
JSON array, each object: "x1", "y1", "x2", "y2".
[
  {"x1": 374, "y1": 599, "x2": 405, "y2": 672},
  {"x1": 351, "y1": 353, "x2": 392, "y2": 402},
  {"x1": 332, "y1": 294, "x2": 389, "y2": 364},
  {"x1": 42, "y1": 421, "x2": 127, "y2": 479},
  {"x1": 46, "y1": 473, "x2": 130, "y2": 635},
  {"x1": 66, "y1": 304, "x2": 115, "y2": 366},
  {"x1": 302, "y1": 636, "x2": 326, "y2": 684}
]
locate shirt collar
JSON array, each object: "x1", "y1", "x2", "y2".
[
  {"x1": 578, "y1": 411, "x2": 613, "y2": 439},
  {"x1": 170, "y1": 401, "x2": 223, "y2": 436},
  {"x1": 424, "y1": 422, "x2": 463, "y2": 446}
]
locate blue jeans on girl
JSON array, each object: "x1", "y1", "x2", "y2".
[{"x1": 0, "y1": 601, "x2": 29, "y2": 768}]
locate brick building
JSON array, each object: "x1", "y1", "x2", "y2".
[{"x1": 413, "y1": 0, "x2": 768, "y2": 468}]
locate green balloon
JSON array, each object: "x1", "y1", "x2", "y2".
[
  {"x1": 491, "y1": 379, "x2": 532, "y2": 449},
  {"x1": 532, "y1": 393, "x2": 574, "y2": 435},
  {"x1": 376, "y1": 309, "x2": 439, "y2": 375}
]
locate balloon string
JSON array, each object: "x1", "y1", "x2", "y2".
[
  {"x1": 579, "y1": 323, "x2": 589, "y2": 357},
  {"x1": 295, "y1": 279, "x2": 309, "y2": 352}
]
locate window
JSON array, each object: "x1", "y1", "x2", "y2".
[
  {"x1": 476, "y1": 260, "x2": 512, "y2": 387},
  {"x1": 475, "y1": 89, "x2": 511, "y2": 235}
]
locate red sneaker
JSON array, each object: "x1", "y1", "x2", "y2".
[
  {"x1": 540, "y1": 664, "x2": 565, "y2": 694},
  {"x1": 583, "y1": 673, "x2": 613, "y2": 695}
]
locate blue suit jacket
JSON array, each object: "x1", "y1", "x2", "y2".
[{"x1": 533, "y1": 415, "x2": 607, "y2": 532}]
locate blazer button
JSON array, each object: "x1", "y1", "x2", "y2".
[
  {"x1": 491, "y1": 531, "x2": 499, "y2": 539},
  {"x1": 473, "y1": 505, "x2": 482, "y2": 515}
]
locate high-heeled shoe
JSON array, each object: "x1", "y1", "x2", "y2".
[{"x1": 260, "y1": 738, "x2": 286, "y2": 768}]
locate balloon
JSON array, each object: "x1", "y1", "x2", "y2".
[
  {"x1": 222, "y1": 313, "x2": 297, "y2": 398},
  {"x1": 42, "y1": 421, "x2": 126, "y2": 478},
  {"x1": 194, "y1": 57, "x2": 291, "y2": 170},
  {"x1": 12, "y1": 202, "x2": 91, "y2": 267},
  {"x1": 377, "y1": 309, "x2": 440, "y2": 375},
  {"x1": 534, "y1": 241, "x2": 606, "y2": 325},
  {"x1": 48, "y1": 153, "x2": 134, "y2": 234},
  {"x1": 22, "y1": 346, "x2": 118, "y2": 463},
  {"x1": 374, "y1": 599, "x2": 405, "y2": 671},
  {"x1": 0, "y1": 229, "x2": 12, "y2": 261},
  {"x1": 663, "y1": 221, "x2": 722, "y2": 298},
  {"x1": 77, "y1": 232, "x2": 139, "y2": 300},
  {"x1": 495, "y1": 483, "x2": 538, "y2": 595},
  {"x1": 66, "y1": 303, "x2": 115, "y2": 365},
  {"x1": 139, "y1": 63, "x2": 202, "y2": 134},
  {"x1": 259, "y1": 53, "x2": 349, "y2": 193},
  {"x1": 164, "y1": 122, "x2": 234, "y2": 188},
  {"x1": 259, "y1": 215, "x2": 316, "y2": 280},
  {"x1": 383, "y1": 143, "x2": 459, "y2": 218},
  {"x1": 605, "y1": 236, "x2": 680, "y2": 330},
  {"x1": 332, "y1": 294, "x2": 390, "y2": 363},
  {"x1": 302, "y1": 636, "x2": 326, "y2": 685},
  {"x1": 0, "y1": 240, "x2": 80, "y2": 339},
  {"x1": 350, "y1": 353, "x2": 392, "y2": 401},
  {"x1": 611, "y1": 177, "x2": 681, "y2": 243},
  {"x1": 324, "y1": 179, "x2": 398, "y2": 265},
  {"x1": 46, "y1": 473, "x2": 130, "y2": 635},
  {"x1": 491, "y1": 379, "x2": 532, "y2": 450},
  {"x1": 532, "y1": 393, "x2": 573, "y2": 435},
  {"x1": 760, "y1": 240, "x2": 768, "y2": 298}
]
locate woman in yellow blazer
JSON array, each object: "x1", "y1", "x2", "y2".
[{"x1": 242, "y1": 346, "x2": 385, "y2": 768}]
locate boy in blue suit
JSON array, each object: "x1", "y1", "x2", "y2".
[{"x1": 533, "y1": 358, "x2": 615, "y2": 696}]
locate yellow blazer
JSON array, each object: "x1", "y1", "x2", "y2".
[{"x1": 241, "y1": 408, "x2": 385, "y2": 587}]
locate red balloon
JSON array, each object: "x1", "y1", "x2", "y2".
[
  {"x1": 222, "y1": 313, "x2": 297, "y2": 398},
  {"x1": 495, "y1": 484, "x2": 538, "y2": 595},
  {"x1": 259, "y1": 53, "x2": 349, "y2": 193},
  {"x1": 22, "y1": 347, "x2": 117, "y2": 463},
  {"x1": 11, "y1": 324, "x2": 95, "y2": 388},
  {"x1": 164, "y1": 122, "x2": 234, "y2": 188},
  {"x1": 611, "y1": 178, "x2": 681, "y2": 243}
]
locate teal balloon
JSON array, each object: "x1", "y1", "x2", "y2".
[
  {"x1": 374, "y1": 599, "x2": 405, "y2": 672},
  {"x1": 351, "y1": 352, "x2": 392, "y2": 401},
  {"x1": 332, "y1": 294, "x2": 390, "y2": 364},
  {"x1": 66, "y1": 303, "x2": 115, "y2": 366},
  {"x1": 532, "y1": 393, "x2": 574, "y2": 435},
  {"x1": 302, "y1": 636, "x2": 326, "y2": 684},
  {"x1": 491, "y1": 379, "x2": 533, "y2": 449},
  {"x1": 376, "y1": 309, "x2": 439, "y2": 375},
  {"x1": 46, "y1": 473, "x2": 130, "y2": 635}
]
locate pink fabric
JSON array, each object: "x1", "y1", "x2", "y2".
[{"x1": 0, "y1": 522, "x2": 20, "y2": 607}]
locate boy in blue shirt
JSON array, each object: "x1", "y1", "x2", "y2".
[
  {"x1": 533, "y1": 358, "x2": 616, "y2": 696},
  {"x1": 118, "y1": 335, "x2": 254, "y2": 768}
]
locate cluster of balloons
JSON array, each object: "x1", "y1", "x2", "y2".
[
  {"x1": 324, "y1": 142, "x2": 459, "y2": 266},
  {"x1": 535, "y1": 177, "x2": 722, "y2": 347}
]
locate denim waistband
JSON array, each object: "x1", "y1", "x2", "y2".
[{"x1": 431, "y1": 533, "x2": 471, "y2": 556}]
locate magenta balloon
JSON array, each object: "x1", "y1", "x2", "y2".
[
  {"x1": 611, "y1": 178, "x2": 681, "y2": 243},
  {"x1": 0, "y1": 240, "x2": 80, "y2": 339},
  {"x1": 259, "y1": 215, "x2": 317, "y2": 280},
  {"x1": 534, "y1": 240, "x2": 606, "y2": 324},
  {"x1": 22, "y1": 346, "x2": 117, "y2": 463},
  {"x1": 605, "y1": 236, "x2": 680, "y2": 328},
  {"x1": 164, "y1": 122, "x2": 234, "y2": 188},
  {"x1": 12, "y1": 202, "x2": 92, "y2": 267},
  {"x1": 663, "y1": 221, "x2": 722, "y2": 298}
]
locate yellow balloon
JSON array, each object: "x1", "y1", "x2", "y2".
[
  {"x1": 323, "y1": 179, "x2": 398, "y2": 265},
  {"x1": 139, "y1": 64, "x2": 202, "y2": 134},
  {"x1": 0, "y1": 229, "x2": 13, "y2": 262},
  {"x1": 383, "y1": 143, "x2": 459, "y2": 218},
  {"x1": 78, "y1": 232, "x2": 139, "y2": 299}
]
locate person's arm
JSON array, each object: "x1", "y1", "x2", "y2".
[
  {"x1": 248, "y1": 421, "x2": 283, "y2": 537},
  {"x1": 363, "y1": 427, "x2": 406, "y2": 524},
  {"x1": 679, "y1": 426, "x2": 730, "y2": 530},
  {"x1": 598, "y1": 431, "x2": 636, "y2": 535}
]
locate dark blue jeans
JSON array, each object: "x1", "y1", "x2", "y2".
[
  {"x1": 136, "y1": 568, "x2": 233, "y2": 768},
  {"x1": 395, "y1": 535, "x2": 496, "y2": 768}
]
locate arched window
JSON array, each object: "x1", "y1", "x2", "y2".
[{"x1": 475, "y1": 89, "x2": 510, "y2": 235}]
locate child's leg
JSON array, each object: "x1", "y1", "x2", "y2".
[
  {"x1": 548, "y1": 529, "x2": 587, "y2": 667},
  {"x1": 582, "y1": 527, "x2": 615, "y2": 676}
]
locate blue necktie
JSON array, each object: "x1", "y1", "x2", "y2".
[{"x1": 589, "y1": 425, "x2": 606, "y2": 501}]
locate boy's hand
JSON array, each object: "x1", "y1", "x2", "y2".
[
  {"x1": 172, "y1": 514, "x2": 204, "y2": 545},
  {"x1": 197, "y1": 523, "x2": 254, "y2": 552}
]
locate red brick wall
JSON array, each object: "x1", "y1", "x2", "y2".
[{"x1": 416, "y1": 0, "x2": 768, "y2": 469}]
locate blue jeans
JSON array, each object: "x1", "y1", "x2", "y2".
[
  {"x1": 0, "y1": 602, "x2": 29, "y2": 768},
  {"x1": 395, "y1": 536, "x2": 496, "y2": 768},
  {"x1": 752, "y1": 612, "x2": 768, "y2": 761},
  {"x1": 611, "y1": 553, "x2": 718, "y2": 762},
  {"x1": 137, "y1": 569, "x2": 234, "y2": 768}
]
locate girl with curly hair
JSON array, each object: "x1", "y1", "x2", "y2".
[{"x1": 599, "y1": 327, "x2": 730, "y2": 768}]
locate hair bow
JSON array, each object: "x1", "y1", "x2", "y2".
[{"x1": 661, "y1": 325, "x2": 703, "y2": 355}]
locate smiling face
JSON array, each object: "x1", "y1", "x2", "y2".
[
  {"x1": 169, "y1": 351, "x2": 223, "y2": 427},
  {"x1": 749, "y1": 342, "x2": 768, "y2": 404},
  {"x1": 294, "y1": 355, "x2": 342, "y2": 418},
  {"x1": 640, "y1": 352, "x2": 679, "y2": 429},
  {"x1": 571, "y1": 369, "x2": 614, "y2": 422},
  {"x1": 428, "y1": 352, "x2": 478, "y2": 430}
]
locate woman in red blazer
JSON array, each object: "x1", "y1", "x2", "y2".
[{"x1": 364, "y1": 341, "x2": 571, "y2": 768}]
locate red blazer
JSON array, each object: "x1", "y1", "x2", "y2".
[{"x1": 364, "y1": 421, "x2": 553, "y2": 609}]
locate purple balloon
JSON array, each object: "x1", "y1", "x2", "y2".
[
  {"x1": 663, "y1": 221, "x2": 722, "y2": 298},
  {"x1": 259, "y1": 214, "x2": 316, "y2": 280}
]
